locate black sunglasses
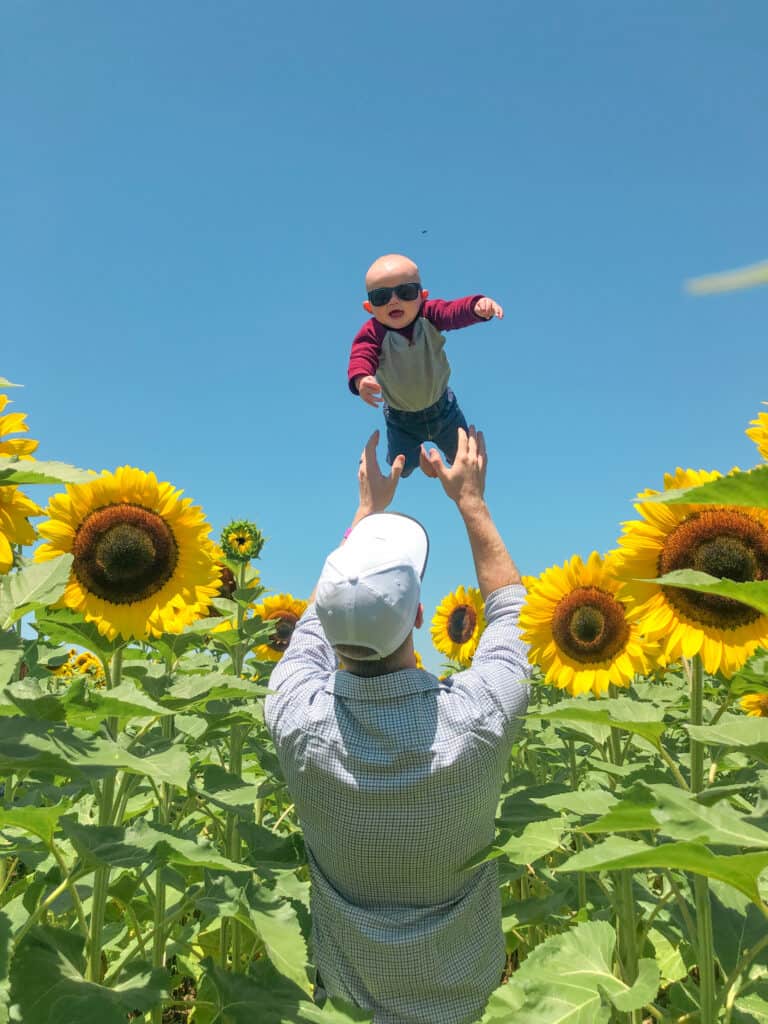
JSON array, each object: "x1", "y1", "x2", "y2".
[{"x1": 367, "y1": 282, "x2": 422, "y2": 307}]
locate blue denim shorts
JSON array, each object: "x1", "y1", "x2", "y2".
[{"x1": 383, "y1": 388, "x2": 468, "y2": 478}]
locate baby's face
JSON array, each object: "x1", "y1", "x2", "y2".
[{"x1": 364, "y1": 269, "x2": 425, "y2": 330}]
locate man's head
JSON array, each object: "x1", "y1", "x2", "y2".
[
  {"x1": 363, "y1": 254, "x2": 429, "y2": 330},
  {"x1": 316, "y1": 512, "x2": 429, "y2": 671}
]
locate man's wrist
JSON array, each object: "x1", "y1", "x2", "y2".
[{"x1": 457, "y1": 496, "x2": 489, "y2": 520}]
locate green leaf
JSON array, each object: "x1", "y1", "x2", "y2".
[
  {"x1": 34, "y1": 609, "x2": 120, "y2": 661},
  {"x1": 0, "y1": 456, "x2": 95, "y2": 486},
  {"x1": 0, "y1": 801, "x2": 71, "y2": 846},
  {"x1": 479, "y1": 920, "x2": 659, "y2": 1022},
  {"x1": 9, "y1": 925, "x2": 167, "y2": 1023},
  {"x1": 687, "y1": 715, "x2": 768, "y2": 763},
  {"x1": 529, "y1": 704, "x2": 667, "y2": 749},
  {"x1": 239, "y1": 821, "x2": 305, "y2": 870},
  {"x1": 533, "y1": 789, "x2": 617, "y2": 818},
  {"x1": 0, "y1": 555, "x2": 73, "y2": 628},
  {"x1": 61, "y1": 679, "x2": 172, "y2": 731},
  {"x1": 61, "y1": 817, "x2": 246, "y2": 873},
  {"x1": 195, "y1": 875, "x2": 309, "y2": 990},
  {"x1": 467, "y1": 816, "x2": 566, "y2": 868},
  {"x1": 559, "y1": 836, "x2": 768, "y2": 904},
  {"x1": 0, "y1": 717, "x2": 191, "y2": 787},
  {"x1": 192, "y1": 765, "x2": 265, "y2": 818},
  {"x1": 651, "y1": 783, "x2": 768, "y2": 848},
  {"x1": 0, "y1": 379, "x2": 20, "y2": 388},
  {"x1": 196, "y1": 957, "x2": 307, "y2": 1024},
  {"x1": 0, "y1": 633, "x2": 24, "y2": 687},
  {"x1": 650, "y1": 570, "x2": 768, "y2": 616},
  {"x1": 645, "y1": 465, "x2": 768, "y2": 509},
  {"x1": 582, "y1": 784, "x2": 658, "y2": 834},
  {"x1": 647, "y1": 928, "x2": 687, "y2": 984}
]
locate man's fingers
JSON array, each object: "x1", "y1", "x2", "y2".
[{"x1": 390, "y1": 454, "x2": 405, "y2": 484}]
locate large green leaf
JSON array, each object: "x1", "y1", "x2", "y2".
[
  {"x1": 645, "y1": 465, "x2": 768, "y2": 509},
  {"x1": 650, "y1": 570, "x2": 768, "y2": 616},
  {"x1": 196, "y1": 957, "x2": 372, "y2": 1024},
  {"x1": 0, "y1": 717, "x2": 191, "y2": 787},
  {"x1": 582, "y1": 784, "x2": 658, "y2": 834},
  {"x1": 195, "y1": 875, "x2": 309, "y2": 989},
  {"x1": 467, "y1": 816, "x2": 566, "y2": 868},
  {"x1": 9, "y1": 925, "x2": 167, "y2": 1023},
  {"x1": 0, "y1": 457, "x2": 95, "y2": 486},
  {"x1": 480, "y1": 920, "x2": 660, "y2": 1022},
  {"x1": 0, "y1": 633, "x2": 24, "y2": 687},
  {"x1": 0, "y1": 555, "x2": 73, "y2": 628},
  {"x1": 60, "y1": 678, "x2": 172, "y2": 731},
  {"x1": 62, "y1": 817, "x2": 246, "y2": 873},
  {"x1": 651, "y1": 783, "x2": 768, "y2": 848},
  {"x1": 0, "y1": 801, "x2": 71, "y2": 847},
  {"x1": 687, "y1": 715, "x2": 768, "y2": 763},
  {"x1": 34, "y1": 609, "x2": 120, "y2": 661},
  {"x1": 559, "y1": 836, "x2": 768, "y2": 904},
  {"x1": 239, "y1": 821, "x2": 305, "y2": 870},
  {"x1": 529, "y1": 704, "x2": 667, "y2": 749},
  {"x1": 192, "y1": 765, "x2": 265, "y2": 818}
]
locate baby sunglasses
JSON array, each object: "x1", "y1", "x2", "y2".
[{"x1": 366, "y1": 282, "x2": 422, "y2": 307}]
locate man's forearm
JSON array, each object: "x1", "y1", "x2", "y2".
[{"x1": 458, "y1": 498, "x2": 521, "y2": 599}]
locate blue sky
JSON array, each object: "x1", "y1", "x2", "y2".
[{"x1": 2, "y1": 1, "x2": 766, "y2": 669}]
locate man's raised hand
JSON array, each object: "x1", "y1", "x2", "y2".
[
  {"x1": 358, "y1": 430, "x2": 405, "y2": 515},
  {"x1": 419, "y1": 427, "x2": 487, "y2": 510}
]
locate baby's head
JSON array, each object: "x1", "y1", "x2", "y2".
[{"x1": 363, "y1": 254, "x2": 429, "y2": 330}]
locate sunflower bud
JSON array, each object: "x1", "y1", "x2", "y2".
[{"x1": 220, "y1": 520, "x2": 265, "y2": 563}]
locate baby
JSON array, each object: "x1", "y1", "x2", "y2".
[{"x1": 347, "y1": 253, "x2": 503, "y2": 477}]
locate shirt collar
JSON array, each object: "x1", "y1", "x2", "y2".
[{"x1": 328, "y1": 668, "x2": 440, "y2": 700}]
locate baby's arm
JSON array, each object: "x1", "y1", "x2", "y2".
[
  {"x1": 423, "y1": 295, "x2": 503, "y2": 330},
  {"x1": 348, "y1": 320, "x2": 385, "y2": 407}
]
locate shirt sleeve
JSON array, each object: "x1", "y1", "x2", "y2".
[
  {"x1": 264, "y1": 603, "x2": 336, "y2": 743},
  {"x1": 422, "y1": 296, "x2": 487, "y2": 332},
  {"x1": 348, "y1": 319, "x2": 384, "y2": 394},
  {"x1": 449, "y1": 584, "x2": 531, "y2": 735}
]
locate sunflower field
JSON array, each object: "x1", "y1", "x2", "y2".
[{"x1": 1, "y1": 375, "x2": 768, "y2": 1024}]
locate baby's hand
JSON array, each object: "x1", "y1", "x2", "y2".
[
  {"x1": 357, "y1": 375, "x2": 383, "y2": 407},
  {"x1": 474, "y1": 297, "x2": 504, "y2": 320}
]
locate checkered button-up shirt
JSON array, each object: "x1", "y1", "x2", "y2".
[{"x1": 264, "y1": 584, "x2": 530, "y2": 1024}]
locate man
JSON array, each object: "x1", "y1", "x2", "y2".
[{"x1": 264, "y1": 427, "x2": 530, "y2": 1024}]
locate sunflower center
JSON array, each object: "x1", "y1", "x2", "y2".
[
  {"x1": 551, "y1": 586, "x2": 630, "y2": 664},
  {"x1": 658, "y1": 509, "x2": 768, "y2": 629},
  {"x1": 447, "y1": 605, "x2": 477, "y2": 644},
  {"x1": 72, "y1": 504, "x2": 179, "y2": 605},
  {"x1": 268, "y1": 612, "x2": 298, "y2": 652}
]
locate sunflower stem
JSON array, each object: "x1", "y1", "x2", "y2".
[
  {"x1": 689, "y1": 654, "x2": 717, "y2": 1024},
  {"x1": 222, "y1": 561, "x2": 248, "y2": 971},
  {"x1": 567, "y1": 738, "x2": 587, "y2": 910},
  {"x1": 607, "y1": 686, "x2": 640, "y2": 1023},
  {"x1": 151, "y1": 712, "x2": 175, "y2": 1024},
  {"x1": 87, "y1": 646, "x2": 122, "y2": 982}
]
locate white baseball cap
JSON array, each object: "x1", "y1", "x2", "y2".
[{"x1": 316, "y1": 513, "x2": 429, "y2": 660}]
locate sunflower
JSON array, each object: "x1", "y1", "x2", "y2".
[
  {"x1": 431, "y1": 586, "x2": 486, "y2": 666},
  {"x1": 220, "y1": 520, "x2": 264, "y2": 563},
  {"x1": 414, "y1": 650, "x2": 424, "y2": 670},
  {"x1": 54, "y1": 648, "x2": 106, "y2": 685},
  {"x1": 0, "y1": 484, "x2": 42, "y2": 573},
  {"x1": 35, "y1": 466, "x2": 220, "y2": 641},
  {"x1": 252, "y1": 593, "x2": 308, "y2": 661},
  {"x1": 519, "y1": 552, "x2": 655, "y2": 697},
  {"x1": 740, "y1": 692, "x2": 768, "y2": 717},
  {"x1": 0, "y1": 393, "x2": 39, "y2": 459},
  {"x1": 746, "y1": 404, "x2": 768, "y2": 462},
  {"x1": 615, "y1": 468, "x2": 768, "y2": 678}
]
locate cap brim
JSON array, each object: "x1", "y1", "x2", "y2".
[{"x1": 346, "y1": 512, "x2": 429, "y2": 579}]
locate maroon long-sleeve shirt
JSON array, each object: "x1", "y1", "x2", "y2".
[{"x1": 347, "y1": 296, "x2": 487, "y2": 411}]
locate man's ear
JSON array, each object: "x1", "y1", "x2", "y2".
[
  {"x1": 420, "y1": 289, "x2": 429, "y2": 301},
  {"x1": 363, "y1": 300, "x2": 373, "y2": 314},
  {"x1": 415, "y1": 603, "x2": 424, "y2": 629}
]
